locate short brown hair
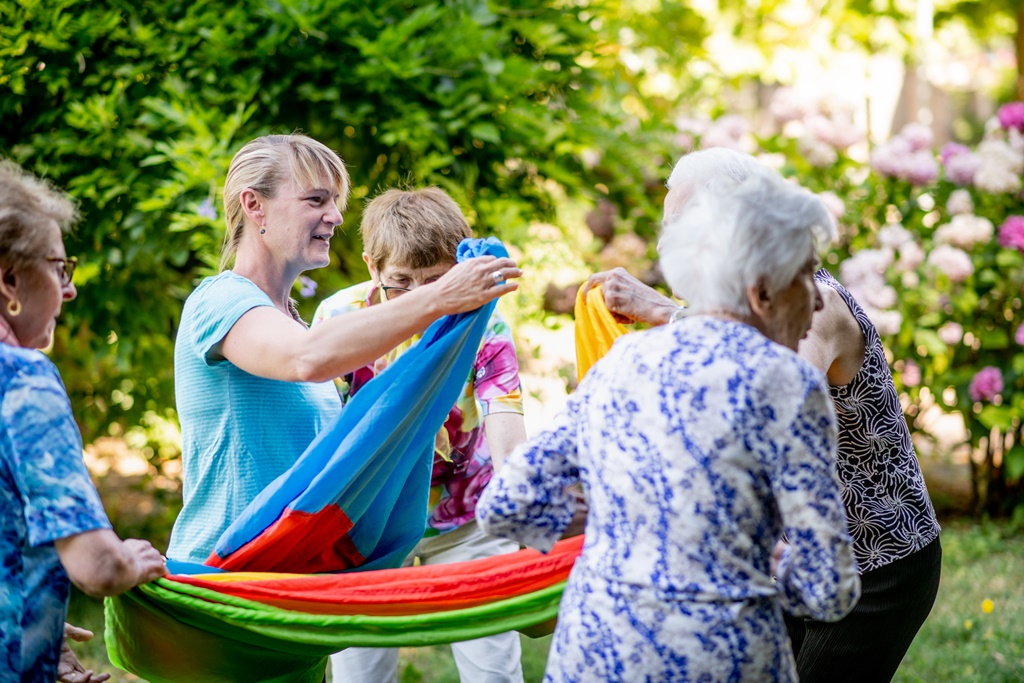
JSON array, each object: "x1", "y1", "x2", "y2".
[
  {"x1": 361, "y1": 187, "x2": 472, "y2": 271},
  {"x1": 0, "y1": 160, "x2": 79, "y2": 274}
]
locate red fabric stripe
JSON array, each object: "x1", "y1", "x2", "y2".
[
  {"x1": 181, "y1": 535, "x2": 584, "y2": 615},
  {"x1": 206, "y1": 505, "x2": 364, "y2": 573}
]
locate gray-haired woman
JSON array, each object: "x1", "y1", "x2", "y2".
[
  {"x1": 0, "y1": 160, "x2": 167, "y2": 682},
  {"x1": 477, "y1": 171, "x2": 859, "y2": 682}
]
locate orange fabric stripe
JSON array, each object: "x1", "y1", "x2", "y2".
[
  {"x1": 206, "y1": 505, "x2": 362, "y2": 572},
  {"x1": 177, "y1": 535, "x2": 584, "y2": 616}
]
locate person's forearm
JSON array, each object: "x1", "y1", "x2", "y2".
[
  {"x1": 483, "y1": 412, "x2": 527, "y2": 472},
  {"x1": 57, "y1": 535, "x2": 137, "y2": 598},
  {"x1": 55, "y1": 530, "x2": 163, "y2": 598},
  {"x1": 293, "y1": 288, "x2": 445, "y2": 382}
]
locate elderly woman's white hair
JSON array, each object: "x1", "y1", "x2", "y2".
[
  {"x1": 666, "y1": 147, "x2": 767, "y2": 191},
  {"x1": 663, "y1": 148, "x2": 771, "y2": 221},
  {"x1": 660, "y1": 171, "x2": 836, "y2": 316}
]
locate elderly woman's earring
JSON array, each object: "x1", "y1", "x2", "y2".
[
  {"x1": 260, "y1": 224, "x2": 266, "y2": 235},
  {"x1": 7, "y1": 298, "x2": 21, "y2": 317}
]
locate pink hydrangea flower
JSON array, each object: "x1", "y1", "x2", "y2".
[
  {"x1": 1016, "y1": 323, "x2": 1024, "y2": 346},
  {"x1": 937, "y1": 321, "x2": 963, "y2": 345},
  {"x1": 941, "y1": 144, "x2": 981, "y2": 186},
  {"x1": 902, "y1": 359, "x2": 921, "y2": 387},
  {"x1": 901, "y1": 123, "x2": 934, "y2": 152},
  {"x1": 906, "y1": 150, "x2": 939, "y2": 185},
  {"x1": 940, "y1": 142, "x2": 970, "y2": 165},
  {"x1": 997, "y1": 102, "x2": 1024, "y2": 132},
  {"x1": 998, "y1": 215, "x2": 1024, "y2": 253},
  {"x1": 969, "y1": 366, "x2": 1003, "y2": 403}
]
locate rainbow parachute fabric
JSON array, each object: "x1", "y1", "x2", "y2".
[
  {"x1": 105, "y1": 248, "x2": 625, "y2": 682},
  {"x1": 106, "y1": 536, "x2": 583, "y2": 683}
]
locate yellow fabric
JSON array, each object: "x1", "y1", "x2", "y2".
[{"x1": 574, "y1": 284, "x2": 629, "y2": 380}]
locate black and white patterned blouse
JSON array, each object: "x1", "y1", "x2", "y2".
[{"x1": 815, "y1": 270, "x2": 941, "y2": 573}]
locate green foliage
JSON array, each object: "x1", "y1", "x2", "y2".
[
  {"x1": 0, "y1": 0, "x2": 701, "y2": 447},
  {"x1": 894, "y1": 519, "x2": 1024, "y2": 683}
]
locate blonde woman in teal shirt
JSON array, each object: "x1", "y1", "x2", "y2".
[{"x1": 167, "y1": 134, "x2": 521, "y2": 565}]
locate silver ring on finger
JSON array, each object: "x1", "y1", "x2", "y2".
[{"x1": 491, "y1": 270, "x2": 504, "y2": 285}]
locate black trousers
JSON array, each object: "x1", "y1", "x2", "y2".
[{"x1": 785, "y1": 536, "x2": 942, "y2": 683}]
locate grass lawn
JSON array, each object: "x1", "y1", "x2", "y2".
[{"x1": 67, "y1": 518, "x2": 1023, "y2": 682}]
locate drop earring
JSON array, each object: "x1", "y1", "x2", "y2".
[{"x1": 260, "y1": 224, "x2": 266, "y2": 235}]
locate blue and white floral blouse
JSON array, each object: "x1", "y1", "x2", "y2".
[
  {"x1": 0, "y1": 344, "x2": 111, "y2": 680},
  {"x1": 477, "y1": 317, "x2": 860, "y2": 683}
]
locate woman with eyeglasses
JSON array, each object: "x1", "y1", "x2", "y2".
[
  {"x1": 313, "y1": 187, "x2": 532, "y2": 683},
  {"x1": 0, "y1": 160, "x2": 167, "y2": 682},
  {"x1": 166, "y1": 135, "x2": 522, "y2": 568}
]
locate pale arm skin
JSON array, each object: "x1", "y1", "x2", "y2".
[
  {"x1": 483, "y1": 412, "x2": 527, "y2": 472},
  {"x1": 54, "y1": 530, "x2": 167, "y2": 599},
  {"x1": 797, "y1": 285, "x2": 866, "y2": 386},
  {"x1": 584, "y1": 267, "x2": 678, "y2": 326},
  {"x1": 220, "y1": 256, "x2": 522, "y2": 383}
]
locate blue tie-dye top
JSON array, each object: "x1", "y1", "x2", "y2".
[{"x1": 0, "y1": 344, "x2": 111, "y2": 680}]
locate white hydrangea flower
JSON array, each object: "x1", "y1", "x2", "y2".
[
  {"x1": 878, "y1": 223, "x2": 912, "y2": 248},
  {"x1": 896, "y1": 241, "x2": 925, "y2": 272},
  {"x1": 946, "y1": 189, "x2": 974, "y2": 215},
  {"x1": 799, "y1": 134, "x2": 838, "y2": 167},
  {"x1": 926, "y1": 244, "x2": 974, "y2": 282},
  {"x1": 868, "y1": 308, "x2": 903, "y2": 336},
  {"x1": 933, "y1": 214, "x2": 994, "y2": 249},
  {"x1": 974, "y1": 139, "x2": 1024, "y2": 194}
]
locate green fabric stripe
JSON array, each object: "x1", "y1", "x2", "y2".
[{"x1": 106, "y1": 580, "x2": 564, "y2": 683}]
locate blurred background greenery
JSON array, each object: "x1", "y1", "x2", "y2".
[{"x1": 4, "y1": 0, "x2": 1024, "y2": 680}]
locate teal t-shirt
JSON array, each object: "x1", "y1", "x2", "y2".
[{"x1": 167, "y1": 272, "x2": 341, "y2": 564}]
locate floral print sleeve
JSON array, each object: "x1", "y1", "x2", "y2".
[
  {"x1": 1, "y1": 348, "x2": 110, "y2": 681},
  {"x1": 476, "y1": 394, "x2": 581, "y2": 553},
  {"x1": 474, "y1": 316, "x2": 523, "y2": 416},
  {"x1": 475, "y1": 318, "x2": 859, "y2": 682},
  {"x1": 768, "y1": 373, "x2": 861, "y2": 621},
  {"x1": 4, "y1": 360, "x2": 110, "y2": 546}
]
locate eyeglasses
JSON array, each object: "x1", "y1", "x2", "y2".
[
  {"x1": 45, "y1": 256, "x2": 77, "y2": 287},
  {"x1": 379, "y1": 284, "x2": 411, "y2": 300}
]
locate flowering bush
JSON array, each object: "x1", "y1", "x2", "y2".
[{"x1": 678, "y1": 94, "x2": 1024, "y2": 514}]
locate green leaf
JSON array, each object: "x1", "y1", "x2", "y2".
[
  {"x1": 914, "y1": 329, "x2": 947, "y2": 357},
  {"x1": 468, "y1": 121, "x2": 501, "y2": 144},
  {"x1": 1005, "y1": 445, "x2": 1024, "y2": 484},
  {"x1": 977, "y1": 405, "x2": 1015, "y2": 431},
  {"x1": 980, "y1": 328, "x2": 1010, "y2": 350}
]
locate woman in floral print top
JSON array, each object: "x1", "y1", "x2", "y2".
[{"x1": 478, "y1": 172, "x2": 859, "y2": 682}]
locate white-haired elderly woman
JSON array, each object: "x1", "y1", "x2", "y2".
[
  {"x1": 476, "y1": 171, "x2": 860, "y2": 682},
  {"x1": 0, "y1": 161, "x2": 166, "y2": 682},
  {"x1": 167, "y1": 134, "x2": 521, "y2": 567},
  {"x1": 588, "y1": 147, "x2": 942, "y2": 683}
]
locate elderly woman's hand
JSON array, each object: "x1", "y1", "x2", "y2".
[
  {"x1": 584, "y1": 268, "x2": 678, "y2": 326},
  {"x1": 124, "y1": 538, "x2": 168, "y2": 583},
  {"x1": 58, "y1": 623, "x2": 110, "y2": 683},
  {"x1": 430, "y1": 255, "x2": 522, "y2": 315}
]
